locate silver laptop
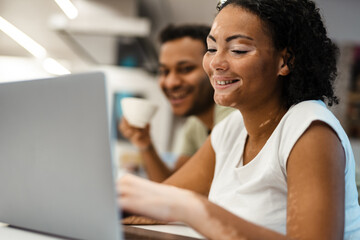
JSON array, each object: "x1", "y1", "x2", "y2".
[{"x1": 0, "y1": 72, "x2": 123, "y2": 240}]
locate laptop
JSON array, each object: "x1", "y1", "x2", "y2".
[{"x1": 0, "y1": 72, "x2": 122, "y2": 240}]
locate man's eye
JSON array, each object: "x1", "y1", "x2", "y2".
[
  {"x1": 158, "y1": 69, "x2": 169, "y2": 76},
  {"x1": 178, "y1": 66, "x2": 195, "y2": 74}
]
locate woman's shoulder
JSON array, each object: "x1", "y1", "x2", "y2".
[
  {"x1": 279, "y1": 100, "x2": 341, "y2": 138},
  {"x1": 277, "y1": 100, "x2": 345, "y2": 162},
  {"x1": 283, "y1": 100, "x2": 339, "y2": 127},
  {"x1": 269, "y1": 101, "x2": 334, "y2": 172},
  {"x1": 288, "y1": 100, "x2": 331, "y2": 113}
]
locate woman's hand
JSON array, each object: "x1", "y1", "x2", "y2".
[
  {"x1": 116, "y1": 174, "x2": 289, "y2": 240},
  {"x1": 122, "y1": 215, "x2": 168, "y2": 225},
  {"x1": 117, "y1": 174, "x2": 196, "y2": 223}
]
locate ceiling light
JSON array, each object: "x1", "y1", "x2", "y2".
[
  {"x1": 0, "y1": 16, "x2": 47, "y2": 59},
  {"x1": 54, "y1": 0, "x2": 78, "y2": 20},
  {"x1": 43, "y1": 58, "x2": 71, "y2": 75}
]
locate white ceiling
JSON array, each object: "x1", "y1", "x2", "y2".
[
  {"x1": 1, "y1": 0, "x2": 359, "y2": 71},
  {"x1": 0, "y1": 0, "x2": 218, "y2": 68},
  {"x1": 0, "y1": 0, "x2": 78, "y2": 59}
]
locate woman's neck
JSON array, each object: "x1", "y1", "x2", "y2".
[
  {"x1": 243, "y1": 104, "x2": 286, "y2": 140},
  {"x1": 240, "y1": 102, "x2": 287, "y2": 165}
]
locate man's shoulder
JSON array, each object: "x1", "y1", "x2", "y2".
[
  {"x1": 182, "y1": 115, "x2": 206, "y2": 134},
  {"x1": 214, "y1": 105, "x2": 236, "y2": 124}
]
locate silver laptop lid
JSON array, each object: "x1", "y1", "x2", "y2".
[{"x1": 0, "y1": 72, "x2": 122, "y2": 240}]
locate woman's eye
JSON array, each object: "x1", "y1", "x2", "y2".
[
  {"x1": 231, "y1": 50, "x2": 248, "y2": 54},
  {"x1": 207, "y1": 48, "x2": 217, "y2": 53}
]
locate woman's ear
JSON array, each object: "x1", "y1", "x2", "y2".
[{"x1": 278, "y1": 48, "x2": 293, "y2": 76}]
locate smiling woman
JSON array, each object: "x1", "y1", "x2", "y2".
[
  {"x1": 203, "y1": 6, "x2": 286, "y2": 110},
  {"x1": 118, "y1": 1, "x2": 360, "y2": 239}
]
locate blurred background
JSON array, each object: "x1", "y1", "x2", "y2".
[{"x1": 1, "y1": 0, "x2": 360, "y2": 181}]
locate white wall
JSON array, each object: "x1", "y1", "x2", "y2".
[
  {"x1": 315, "y1": 0, "x2": 360, "y2": 44},
  {"x1": 0, "y1": 56, "x2": 51, "y2": 82},
  {"x1": 314, "y1": 0, "x2": 360, "y2": 180}
]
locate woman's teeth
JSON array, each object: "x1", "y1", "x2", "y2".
[{"x1": 216, "y1": 80, "x2": 238, "y2": 85}]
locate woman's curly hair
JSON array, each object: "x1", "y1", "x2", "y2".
[{"x1": 217, "y1": 0, "x2": 339, "y2": 108}]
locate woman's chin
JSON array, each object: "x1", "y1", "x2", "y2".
[{"x1": 214, "y1": 95, "x2": 234, "y2": 107}]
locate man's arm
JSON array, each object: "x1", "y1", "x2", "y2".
[
  {"x1": 119, "y1": 117, "x2": 173, "y2": 182},
  {"x1": 138, "y1": 143, "x2": 172, "y2": 182}
]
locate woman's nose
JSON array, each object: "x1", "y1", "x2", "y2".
[{"x1": 210, "y1": 51, "x2": 229, "y2": 71}]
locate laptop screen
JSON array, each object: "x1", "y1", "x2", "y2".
[{"x1": 0, "y1": 72, "x2": 122, "y2": 240}]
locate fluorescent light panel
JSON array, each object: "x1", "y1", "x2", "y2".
[
  {"x1": 54, "y1": 0, "x2": 78, "y2": 19},
  {"x1": 0, "y1": 16, "x2": 47, "y2": 59},
  {"x1": 43, "y1": 58, "x2": 71, "y2": 75},
  {"x1": 0, "y1": 16, "x2": 70, "y2": 75}
]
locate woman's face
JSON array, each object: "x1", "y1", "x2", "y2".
[{"x1": 203, "y1": 5, "x2": 287, "y2": 110}]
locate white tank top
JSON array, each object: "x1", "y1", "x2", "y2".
[{"x1": 209, "y1": 100, "x2": 360, "y2": 239}]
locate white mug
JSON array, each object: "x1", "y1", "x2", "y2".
[{"x1": 121, "y1": 97, "x2": 158, "y2": 128}]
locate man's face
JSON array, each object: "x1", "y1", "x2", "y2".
[{"x1": 158, "y1": 37, "x2": 214, "y2": 117}]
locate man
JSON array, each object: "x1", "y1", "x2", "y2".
[{"x1": 119, "y1": 24, "x2": 233, "y2": 182}]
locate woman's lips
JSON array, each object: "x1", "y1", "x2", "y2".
[
  {"x1": 216, "y1": 79, "x2": 240, "y2": 85},
  {"x1": 212, "y1": 76, "x2": 242, "y2": 89}
]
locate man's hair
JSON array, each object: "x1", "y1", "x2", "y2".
[
  {"x1": 159, "y1": 24, "x2": 211, "y2": 52},
  {"x1": 217, "y1": 0, "x2": 339, "y2": 108}
]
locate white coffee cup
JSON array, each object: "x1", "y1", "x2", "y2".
[{"x1": 121, "y1": 97, "x2": 158, "y2": 128}]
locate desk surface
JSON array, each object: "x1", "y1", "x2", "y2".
[{"x1": 0, "y1": 222, "x2": 205, "y2": 240}]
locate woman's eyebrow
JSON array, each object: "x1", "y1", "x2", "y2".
[
  {"x1": 207, "y1": 34, "x2": 254, "y2": 42},
  {"x1": 208, "y1": 35, "x2": 216, "y2": 42},
  {"x1": 226, "y1": 34, "x2": 254, "y2": 42}
]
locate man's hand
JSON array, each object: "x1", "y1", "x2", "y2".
[{"x1": 119, "y1": 117, "x2": 152, "y2": 151}]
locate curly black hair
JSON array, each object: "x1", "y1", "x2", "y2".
[
  {"x1": 159, "y1": 24, "x2": 211, "y2": 53},
  {"x1": 217, "y1": 0, "x2": 339, "y2": 108}
]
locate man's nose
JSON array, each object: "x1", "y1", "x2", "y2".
[{"x1": 163, "y1": 71, "x2": 182, "y2": 89}]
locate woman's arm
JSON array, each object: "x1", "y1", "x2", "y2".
[
  {"x1": 119, "y1": 118, "x2": 215, "y2": 184},
  {"x1": 189, "y1": 121, "x2": 345, "y2": 240},
  {"x1": 162, "y1": 136, "x2": 215, "y2": 196},
  {"x1": 119, "y1": 174, "x2": 288, "y2": 239},
  {"x1": 119, "y1": 136, "x2": 216, "y2": 225},
  {"x1": 286, "y1": 121, "x2": 345, "y2": 239},
  {"x1": 118, "y1": 121, "x2": 345, "y2": 239}
]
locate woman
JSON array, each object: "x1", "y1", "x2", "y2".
[{"x1": 118, "y1": 0, "x2": 360, "y2": 239}]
